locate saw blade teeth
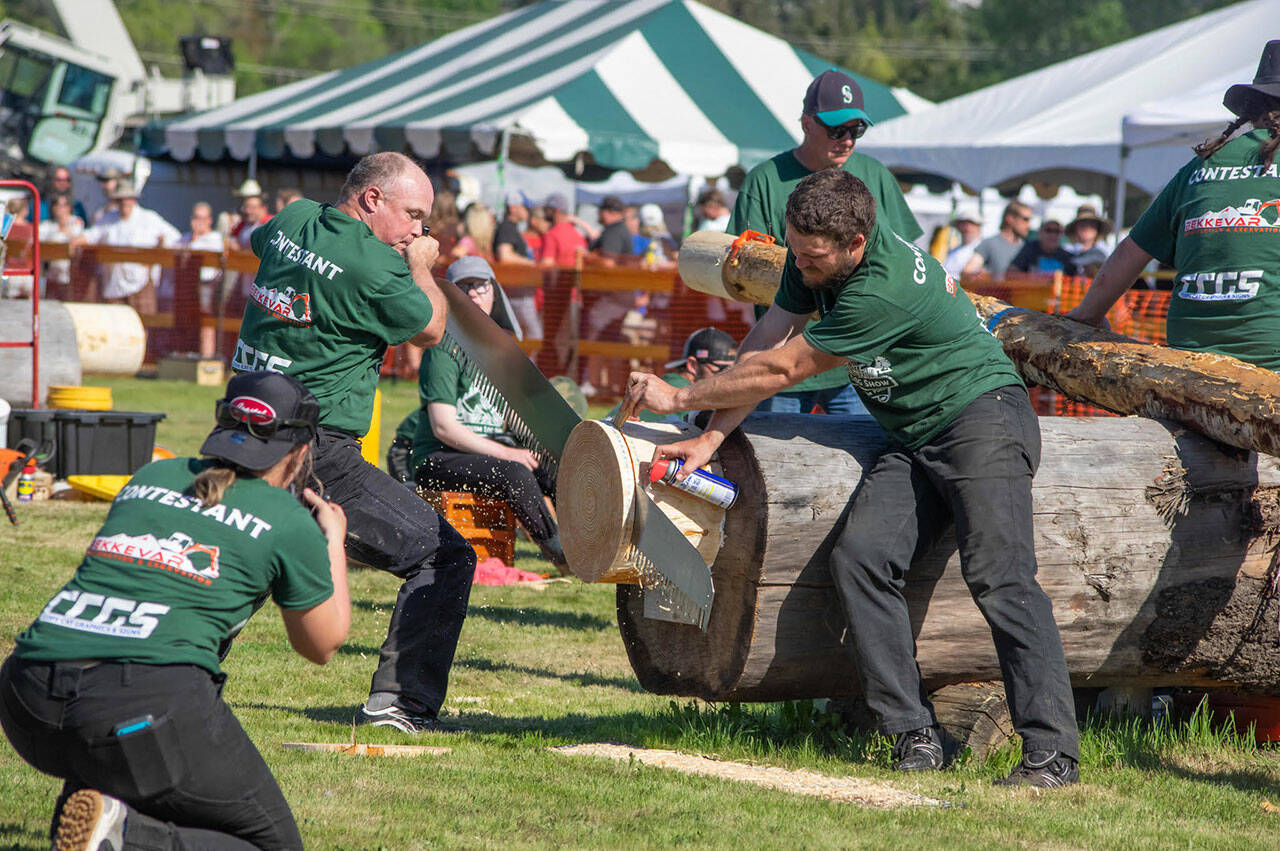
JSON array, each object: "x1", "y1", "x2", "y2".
[
  {"x1": 439, "y1": 334, "x2": 559, "y2": 473},
  {"x1": 630, "y1": 548, "x2": 707, "y2": 628}
]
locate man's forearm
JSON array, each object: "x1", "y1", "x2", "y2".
[{"x1": 1069, "y1": 237, "x2": 1152, "y2": 324}]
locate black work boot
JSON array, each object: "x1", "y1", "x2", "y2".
[
  {"x1": 994, "y1": 750, "x2": 1079, "y2": 788},
  {"x1": 891, "y1": 725, "x2": 945, "y2": 771}
]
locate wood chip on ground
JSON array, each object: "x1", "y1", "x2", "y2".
[{"x1": 551, "y1": 743, "x2": 948, "y2": 808}]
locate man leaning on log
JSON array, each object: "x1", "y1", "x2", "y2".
[{"x1": 617, "y1": 169, "x2": 1080, "y2": 789}]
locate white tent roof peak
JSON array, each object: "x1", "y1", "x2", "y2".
[
  {"x1": 146, "y1": 0, "x2": 930, "y2": 179},
  {"x1": 858, "y1": 0, "x2": 1278, "y2": 195}
]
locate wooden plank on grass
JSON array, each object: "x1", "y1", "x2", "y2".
[
  {"x1": 550, "y1": 743, "x2": 947, "y2": 808},
  {"x1": 281, "y1": 742, "x2": 450, "y2": 757}
]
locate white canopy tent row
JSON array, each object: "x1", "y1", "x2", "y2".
[
  {"x1": 856, "y1": 0, "x2": 1278, "y2": 227},
  {"x1": 140, "y1": 0, "x2": 930, "y2": 182}
]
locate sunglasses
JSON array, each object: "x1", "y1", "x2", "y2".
[
  {"x1": 216, "y1": 400, "x2": 315, "y2": 440},
  {"x1": 699, "y1": 359, "x2": 735, "y2": 373},
  {"x1": 815, "y1": 117, "x2": 868, "y2": 141},
  {"x1": 457, "y1": 279, "x2": 493, "y2": 295}
]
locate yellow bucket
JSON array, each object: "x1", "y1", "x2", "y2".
[{"x1": 48, "y1": 385, "x2": 112, "y2": 411}]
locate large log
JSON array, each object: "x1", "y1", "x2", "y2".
[
  {"x1": 677, "y1": 230, "x2": 1280, "y2": 460},
  {"x1": 604, "y1": 413, "x2": 1280, "y2": 702}
]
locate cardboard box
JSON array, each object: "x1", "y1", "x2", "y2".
[{"x1": 157, "y1": 356, "x2": 225, "y2": 386}]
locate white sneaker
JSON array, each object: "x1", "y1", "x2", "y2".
[{"x1": 54, "y1": 789, "x2": 126, "y2": 851}]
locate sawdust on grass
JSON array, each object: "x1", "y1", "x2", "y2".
[{"x1": 551, "y1": 743, "x2": 947, "y2": 809}]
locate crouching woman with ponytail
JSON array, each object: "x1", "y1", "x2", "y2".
[
  {"x1": 1067, "y1": 39, "x2": 1280, "y2": 371},
  {"x1": 0, "y1": 371, "x2": 348, "y2": 851}
]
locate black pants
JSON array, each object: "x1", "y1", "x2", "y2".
[
  {"x1": 415, "y1": 450, "x2": 558, "y2": 546},
  {"x1": 313, "y1": 427, "x2": 475, "y2": 713},
  {"x1": 0, "y1": 657, "x2": 297, "y2": 850},
  {"x1": 831, "y1": 386, "x2": 1079, "y2": 759}
]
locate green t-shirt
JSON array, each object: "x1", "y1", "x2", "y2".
[
  {"x1": 1128, "y1": 130, "x2": 1280, "y2": 370},
  {"x1": 729, "y1": 149, "x2": 923, "y2": 392},
  {"x1": 394, "y1": 409, "x2": 419, "y2": 442},
  {"x1": 775, "y1": 221, "x2": 1022, "y2": 449},
  {"x1": 14, "y1": 458, "x2": 332, "y2": 675},
  {"x1": 604, "y1": 372, "x2": 693, "y2": 423},
  {"x1": 411, "y1": 345, "x2": 506, "y2": 469},
  {"x1": 235, "y1": 200, "x2": 434, "y2": 434}
]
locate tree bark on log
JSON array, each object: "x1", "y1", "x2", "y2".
[
  {"x1": 616, "y1": 413, "x2": 1280, "y2": 702},
  {"x1": 676, "y1": 230, "x2": 1280, "y2": 460}
]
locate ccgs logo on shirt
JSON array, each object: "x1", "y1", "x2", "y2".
[{"x1": 1184, "y1": 198, "x2": 1280, "y2": 235}]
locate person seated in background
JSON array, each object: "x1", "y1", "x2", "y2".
[
  {"x1": 38, "y1": 194, "x2": 84, "y2": 298},
  {"x1": 0, "y1": 371, "x2": 348, "y2": 850},
  {"x1": 962, "y1": 201, "x2": 1032, "y2": 281},
  {"x1": 40, "y1": 166, "x2": 88, "y2": 223},
  {"x1": 608, "y1": 326, "x2": 738, "y2": 424},
  {"x1": 589, "y1": 195, "x2": 634, "y2": 264},
  {"x1": 636, "y1": 204, "x2": 678, "y2": 269},
  {"x1": 232, "y1": 182, "x2": 271, "y2": 250},
  {"x1": 538, "y1": 194, "x2": 588, "y2": 269},
  {"x1": 410, "y1": 257, "x2": 565, "y2": 570},
  {"x1": 1009, "y1": 220, "x2": 1080, "y2": 276},
  {"x1": 274, "y1": 187, "x2": 304, "y2": 213},
  {"x1": 452, "y1": 202, "x2": 496, "y2": 260},
  {"x1": 176, "y1": 202, "x2": 226, "y2": 359},
  {"x1": 493, "y1": 191, "x2": 535, "y2": 265},
  {"x1": 79, "y1": 180, "x2": 181, "y2": 314},
  {"x1": 695, "y1": 189, "x2": 731, "y2": 232},
  {"x1": 1064, "y1": 204, "x2": 1112, "y2": 276},
  {"x1": 942, "y1": 207, "x2": 983, "y2": 279}
]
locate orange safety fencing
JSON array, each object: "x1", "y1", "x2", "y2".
[{"x1": 8, "y1": 240, "x2": 1173, "y2": 418}]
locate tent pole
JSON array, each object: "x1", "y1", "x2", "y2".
[
  {"x1": 498, "y1": 126, "x2": 512, "y2": 194},
  {"x1": 1112, "y1": 144, "x2": 1129, "y2": 232}
]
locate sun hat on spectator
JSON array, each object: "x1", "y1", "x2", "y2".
[
  {"x1": 1224, "y1": 40, "x2": 1280, "y2": 119},
  {"x1": 235, "y1": 178, "x2": 264, "y2": 198},
  {"x1": 544, "y1": 193, "x2": 570, "y2": 213},
  {"x1": 1066, "y1": 204, "x2": 1112, "y2": 240},
  {"x1": 109, "y1": 179, "x2": 140, "y2": 200},
  {"x1": 951, "y1": 206, "x2": 983, "y2": 226}
]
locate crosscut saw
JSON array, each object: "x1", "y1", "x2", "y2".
[{"x1": 434, "y1": 277, "x2": 715, "y2": 627}]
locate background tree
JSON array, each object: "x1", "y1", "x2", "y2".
[{"x1": 0, "y1": 0, "x2": 1245, "y2": 101}]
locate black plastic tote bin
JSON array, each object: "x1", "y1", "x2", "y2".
[{"x1": 7, "y1": 409, "x2": 165, "y2": 478}]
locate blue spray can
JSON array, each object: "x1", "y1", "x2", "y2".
[{"x1": 648, "y1": 458, "x2": 738, "y2": 510}]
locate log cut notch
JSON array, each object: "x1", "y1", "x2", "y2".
[{"x1": 606, "y1": 413, "x2": 1280, "y2": 703}]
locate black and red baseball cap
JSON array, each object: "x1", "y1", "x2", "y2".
[{"x1": 200, "y1": 372, "x2": 319, "y2": 471}]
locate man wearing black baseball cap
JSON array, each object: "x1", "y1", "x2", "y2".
[
  {"x1": 609, "y1": 327, "x2": 738, "y2": 424},
  {"x1": 729, "y1": 68, "x2": 922, "y2": 416}
]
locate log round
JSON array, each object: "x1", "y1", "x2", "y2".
[
  {"x1": 615, "y1": 412, "x2": 1280, "y2": 702},
  {"x1": 559, "y1": 419, "x2": 726, "y2": 584}
]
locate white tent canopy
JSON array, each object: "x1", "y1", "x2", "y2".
[
  {"x1": 857, "y1": 0, "x2": 1277, "y2": 202},
  {"x1": 1121, "y1": 66, "x2": 1248, "y2": 150}
]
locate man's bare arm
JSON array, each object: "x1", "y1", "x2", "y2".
[
  {"x1": 405, "y1": 235, "x2": 448, "y2": 347},
  {"x1": 1063, "y1": 237, "x2": 1153, "y2": 328}
]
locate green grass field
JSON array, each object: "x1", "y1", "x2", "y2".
[{"x1": 2, "y1": 379, "x2": 1280, "y2": 848}]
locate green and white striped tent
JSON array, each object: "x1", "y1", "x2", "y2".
[{"x1": 146, "y1": 0, "x2": 929, "y2": 177}]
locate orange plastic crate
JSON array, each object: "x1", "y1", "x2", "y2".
[{"x1": 420, "y1": 490, "x2": 516, "y2": 566}]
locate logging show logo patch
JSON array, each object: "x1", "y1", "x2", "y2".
[
  {"x1": 846, "y1": 356, "x2": 897, "y2": 403},
  {"x1": 88, "y1": 532, "x2": 222, "y2": 586},
  {"x1": 1184, "y1": 198, "x2": 1280, "y2": 235}
]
